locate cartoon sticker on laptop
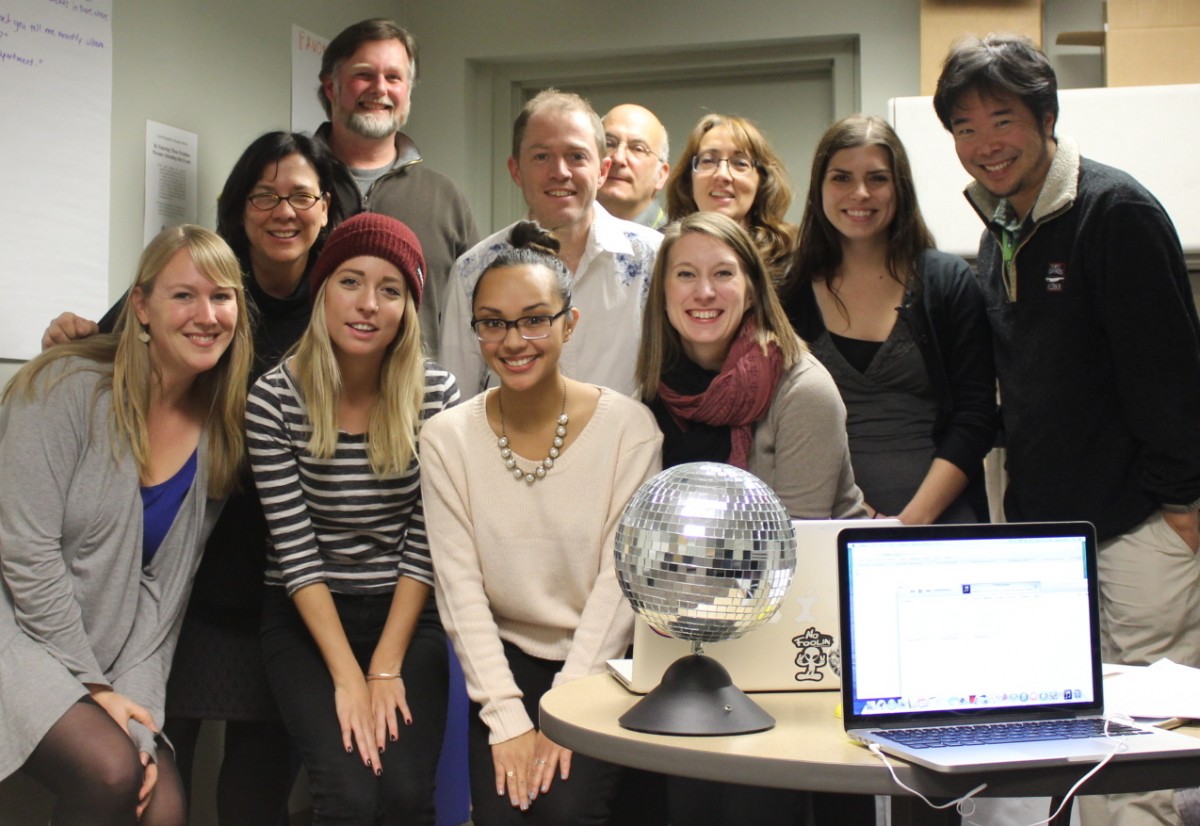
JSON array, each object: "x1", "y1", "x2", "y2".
[{"x1": 792, "y1": 627, "x2": 835, "y2": 682}]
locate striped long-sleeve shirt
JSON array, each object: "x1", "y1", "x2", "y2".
[{"x1": 246, "y1": 358, "x2": 459, "y2": 596}]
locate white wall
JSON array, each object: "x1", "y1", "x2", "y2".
[
  {"x1": 404, "y1": 0, "x2": 919, "y2": 235},
  {"x1": 103, "y1": 0, "x2": 405, "y2": 300},
  {"x1": 0, "y1": 0, "x2": 405, "y2": 390},
  {"x1": 0, "y1": 0, "x2": 1111, "y2": 388}
]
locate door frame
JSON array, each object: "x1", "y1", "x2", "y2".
[{"x1": 467, "y1": 36, "x2": 860, "y2": 231}]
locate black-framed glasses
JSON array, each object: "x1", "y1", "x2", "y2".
[
  {"x1": 246, "y1": 192, "x2": 325, "y2": 211},
  {"x1": 605, "y1": 136, "x2": 663, "y2": 162},
  {"x1": 691, "y1": 153, "x2": 757, "y2": 176},
  {"x1": 470, "y1": 307, "x2": 570, "y2": 342}
]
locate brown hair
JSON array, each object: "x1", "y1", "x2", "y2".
[
  {"x1": 664, "y1": 113, "x2": 797, "y2": 282},
  {"x1": 783, "y1": 114, "x2": 934, "y2": 310},
  {"x1": 511, "y1": 87, "x2": 605, "y2": 161},
  {"x1": 317, "y1": 19, "x2": 419, "y2": 118},
  {"x1": 635, "y1": 211, "x2": 805, "y2": 401}
]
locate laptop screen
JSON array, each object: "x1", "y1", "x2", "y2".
[{"x1": 839, "y1": 522, "x2": 1102, "y2": 725}]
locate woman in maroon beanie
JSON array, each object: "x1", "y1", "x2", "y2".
[{"x1": 247, "y1": 212, "x2": 459, "y2": 825}]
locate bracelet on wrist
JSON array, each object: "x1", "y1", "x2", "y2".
[{"x1": 366, "y1": 672, "x2": 403, "y2": 681}]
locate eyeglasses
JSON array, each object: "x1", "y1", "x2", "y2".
[
  {"x1": 691, "y1": 153, "x2": 758, "y2": 177},
  {"x1": 605, "y1": 136, "x2": 663, "y2": 162},
  {"x1": 246, "y1": 192, "x2": 325, "y2": 211},
  {"x1": 470, "y1": 307, "x2": 570, "y2": 342}
]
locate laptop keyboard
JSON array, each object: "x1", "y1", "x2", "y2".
[{"x1": 880, "y1": 718, "x2": 1151, "y2": 749}]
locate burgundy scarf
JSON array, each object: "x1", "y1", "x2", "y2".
[{"x1": 656, "y1": 320, "x2": 784, "y2": 469}]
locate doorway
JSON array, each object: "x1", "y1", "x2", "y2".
[{"x1": 470, "y1": 36, "x2": 859, "y2": 233}]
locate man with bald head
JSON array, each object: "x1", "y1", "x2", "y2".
[{"x1": 598, "y1": 104, "x2": 670, "y2": 229}]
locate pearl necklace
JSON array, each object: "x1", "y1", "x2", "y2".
[{"x1": 497, "y1": 381, "x2": 568, "y2": 484}]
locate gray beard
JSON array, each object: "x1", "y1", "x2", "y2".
[{"x1": 342, "y1": 110, "x2": 401, "y2": 140}]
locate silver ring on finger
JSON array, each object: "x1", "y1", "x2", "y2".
[
  {"x1": 533, "y1": 758, "x2": 547, "y2": 765},
  {"x1": 506, "y1": 770, "x2": 515, "y2": 778}
]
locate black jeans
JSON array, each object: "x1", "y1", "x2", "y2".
[
  {"x1": 261, "y1": 588, "x2": 448, "y2": 825},
  {"x1": 468, "y1": 641, "x2": 624, "y2": 826}
]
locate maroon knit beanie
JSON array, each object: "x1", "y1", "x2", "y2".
[{"x1": 309, "y1": 213, "x2": 425, "y2": 309}]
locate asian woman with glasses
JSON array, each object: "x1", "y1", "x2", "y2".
[{"x1": 158, "y1": 130, "x2": 347, "y2": 824}]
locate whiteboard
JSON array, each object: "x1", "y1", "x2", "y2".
[
  {"x1": 889, "y1": 84, "x2": 1200, "y2": 261},
  {"x1": 0, "y1": 0, "x2": 112, "y2": 360}
]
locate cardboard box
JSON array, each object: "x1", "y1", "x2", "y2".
[
  {"x1": 1106, "y1": 0, "x2": 1200, "y2": 86},
  {"x1": 1107, "y1": 0, "x2": 1200, "y2": 30},
  {"x1": 1107, "y1": 27, "x2": 1200, "y2": 87},
  {"x1": 919, "y1": 0, "x2": 1043, "y2": 95},
  {"x1": 1057, "y1": 1, "x2": 1200, "y2": 87}
]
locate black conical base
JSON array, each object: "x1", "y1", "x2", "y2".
[{"x1": 618, "y1": 653, "x2": 775, "y2": 736}]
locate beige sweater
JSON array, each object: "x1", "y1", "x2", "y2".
[
  {"x1": 748, "y1": 352, "x2": 867, "y2": 519},
  {"x1": 420, "y1": 388, "x2": 662, "y2": 743}
]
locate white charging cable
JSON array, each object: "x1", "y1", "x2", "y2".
[
  {"x1": 867, "y1": 743, "x2": 988, "y2": 816},
  {"x1": 1004, "y1": 715, "x2": 1131, "y2": 826},
  {"x1": 869, "y1": 715, "x2": 1134, "y2": 826}
]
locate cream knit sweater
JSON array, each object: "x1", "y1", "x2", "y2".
[{"x1": 420, "y1": 388, "x2": 662, "y2": 743}]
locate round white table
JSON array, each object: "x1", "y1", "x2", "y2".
[{"x1": 540, "y1": 674, "x2": 1200, "y2": 825}]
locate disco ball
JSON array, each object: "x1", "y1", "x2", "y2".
[
  {"x1": 614, "y1": 462, "x2": 797, "y2": 645},
  {"x1": 613, "y1": 462, "x2": 797, "y2": 735}
]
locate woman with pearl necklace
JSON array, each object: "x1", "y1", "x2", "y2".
[{"x1": 420, "y1": 221, "x2": 662, "y2": 825}]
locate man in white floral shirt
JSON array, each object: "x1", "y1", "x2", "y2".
[{"x1": 439, "y1": 89, "x2": 662, "y2": 397}]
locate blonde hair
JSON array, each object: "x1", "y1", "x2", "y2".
[
  {"x1": 290, "y1": 281, "x2": 425, "y2": 477},
  {"x1": 4, "y1": 225, "x2": 252, "y2": 498},
  {"x1": 635, "y1": 212, "x2": 805, "y2": 401}
]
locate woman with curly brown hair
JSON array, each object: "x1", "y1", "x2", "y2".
[{"x1": 665, "y1": 113, "x2": 797, "y2": 283}]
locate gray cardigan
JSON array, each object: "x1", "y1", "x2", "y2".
[
  {"x1": 748, "y1": 351, "x2": 867, "y2": 519},
  {"x1": 0, "y1": 360, "x2": 220, "y2": 779}
]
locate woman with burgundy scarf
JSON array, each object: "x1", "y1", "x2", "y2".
[
  {"x1": 636, "y1": 211, "x2": 864, "y2": 519},
  {"x1": 634, "y1": 211, "x2": 870, "y2": 826}
]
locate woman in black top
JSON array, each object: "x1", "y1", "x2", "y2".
[{"x1": 781, "y1": 115, "x2": 996, "y2": 524}]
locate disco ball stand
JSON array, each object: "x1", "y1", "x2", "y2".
[{"x1": 613, "y1": 462, "x2": 796, "y2": 735}]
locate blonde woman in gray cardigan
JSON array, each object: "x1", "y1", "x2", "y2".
[{"x1": 0, "y1": 225, "x2": 251, "y2": 826}]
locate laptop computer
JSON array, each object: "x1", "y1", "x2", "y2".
[
  {"x1": 838, "y1": 521, "x2": 1200, "y2": 773},
  {"x1": 609, "y1": 518, "x2": 895, "y2": 693}
]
